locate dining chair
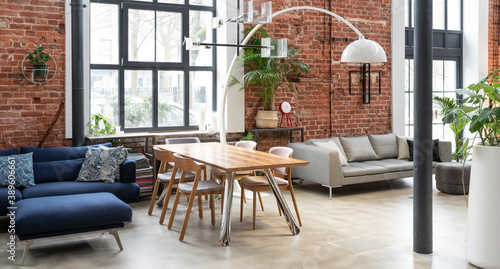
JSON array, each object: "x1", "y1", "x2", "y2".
[
  {"x1": 167, "y1": 153, "x2": 225, "y2": 241},
  {"x1": 239, "y1": 146, "x2": 302, "y2": 230},
  {"x1": 148, "y1": 147, "x2": 196, "y2": 221},
  {"x1": 165, "y1": 137, "x2": 208, "y2": 181},
  {"x1": 210, "y1": 141, "x2": 263, "y2": 212}
]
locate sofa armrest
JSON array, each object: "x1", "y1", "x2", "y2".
[
  {"x1": 120, "y1": 159, "x2": 137, "y2": 183},
  {"x1": 438, "y1": 140, "x2": 452, "y2": 162},
  {"x1": 287, "y1": 142, "x2": 344, "y2": 187}
]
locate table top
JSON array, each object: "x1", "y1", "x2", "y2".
[{"x1": 155, "y1": 142, "x2": 309, "y2": 172}]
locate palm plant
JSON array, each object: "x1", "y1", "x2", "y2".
[
  {"x1": 230, "y1": 27, "x2": 309, "y2": 110},
  {"x1": 434, "y1": 96, "x2": 471, "y2": 162}
]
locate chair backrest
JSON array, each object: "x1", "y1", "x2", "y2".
[
  {"x1": 173, "y1": 153, "x2": 202, "y2": 182},
  {"x1": 153, "y1": 146, "x2": 175, "y2": 173},
  {"x1": 269, "y1": 147, "x2": 293, "y2": 177},
  {"x1": 235, "y1": 141, "x2": 257, "y2": 150},
  {"x1": 166, "y1": 137, "x2": 201, "y2": 144}
]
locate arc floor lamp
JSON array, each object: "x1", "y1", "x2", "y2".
[{"x1": 185, "y1": 3, "x2": 387, "y2": 144}]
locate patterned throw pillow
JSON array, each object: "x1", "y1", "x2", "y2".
[
  {"x1": 76, "y1": 146, "x2": 128, "y2": 183},
  {"x1": 0, "y1": 152, "x2": 35, "y2": 187}
]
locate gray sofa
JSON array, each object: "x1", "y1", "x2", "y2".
[{"x1": 287, "y1": 133, "x2": 452, "y2": 199}]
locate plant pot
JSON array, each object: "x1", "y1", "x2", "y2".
[
  {"x1": 466, "y1": 145, "x2": 500, "y2": 268},
  {"x1": 33, "y1": 63, "x2": 48, "y2": 78},
  {"x1": 255, "y1": 110, "x2": 278, "y2": 129}
]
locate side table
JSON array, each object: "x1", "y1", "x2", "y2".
[{"x1": 246, "y1": 127, "x2": 304, "y2": 150}]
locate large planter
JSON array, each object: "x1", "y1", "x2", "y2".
[
  {"x1": 466, "y1": 145, "x2": 500, "y2": 268},
  {"x1": 255, "y1": 110, "x2": 278, "y2": 129}
]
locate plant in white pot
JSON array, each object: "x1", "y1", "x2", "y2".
[
  {"x1": 230, "y1": 27, "x2": 309, "y2": 129},
  {"x1": 443, "y1": 69, "x2": 500, "y2": 268}
]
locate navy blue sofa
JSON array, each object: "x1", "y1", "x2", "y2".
[{"x1": 0, "y1": 144, "x2": 140, "y2": 216}]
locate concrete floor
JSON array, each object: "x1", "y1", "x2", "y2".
[{"x1": 0, "y1": 178, "x2": 477, "y2": 268}]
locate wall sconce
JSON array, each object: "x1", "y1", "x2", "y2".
[{"x1": 348, "y1": 63, "x2": 382, "y2": 104}]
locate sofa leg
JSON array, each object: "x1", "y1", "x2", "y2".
[
  {"x1": 329, "y1": 187, "x2": 332, "y2": 200},
  {"x1": 109, "y1": 229, "x2": 123, "y2": 251},
  {"x1": 21, "y1": 240, "x2": 33, "y2": 266}
]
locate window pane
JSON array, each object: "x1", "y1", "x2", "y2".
[
  {"x1": 90, "y1": 3, "x2": 119, "y2": 64},
  {"x1": 158, "y1": 71, "x2": 185, "y2": 127},
  {"x1": 447, "y1": 0, "x2": 461, "y2": 30},
  {"x1": 157, "y1": 11, "x2": 182, "y2": 62},
  {"x1": 128, "y1": 9, "x2": 155, "y2": 62},
  {"x1": 90, "y1": 70, "x2": 119, "y2": 126},
  {"x1": 189, "y1": 10, "x2": 213, "y2": 66},
  {"x1": 124, "y1": 70, "x2": 153, "y2": 128},
  {"x1": 189, "y1": 71, "x2": 213, "y2": 126},
  {"x1": 433, "y1": 0, "x2": 445, "y2": 29},
  {"x1": 159, "y1": 0, "x2": 184, "y2": 3},
  {"x1": 443, "y1": 60, "x2": 457, "y2": 91},
  {"x1": 433, "y1": 60, "x2": 444, "y2": 92},
  {"x1": 190, "y1": 0, "x2": 212, "y2": 7},
  {"x1": 433, "y1": 124, "x2": 444, "y2": 140},
  {"x1": 405, "y1": 0, "x2": 409, "y2": 27}
]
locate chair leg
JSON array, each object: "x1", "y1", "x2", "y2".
[
  {"x1": 210, "y1": 194, "x2": 215, "y2": 225},
  {"x1": 240, "y1": 185, "x2": 244, "y2": 222},
  {"x1": 198, "y1": 195, "x2": 203, "y2": 219},
  {"x1": 159, "y1": 181, "x2": 175, "y2": 224},
  {"x1": 167, "y1": 189, "x2": 182, "y2": 228},
  {"x1": 238, "y1": 181, "x2": 247, "y2": 203},
  {"x1": 148, "y1": 180, "x2": 162, "y2": 215},
  {"x1": 179, "y1": 192, "x2": 197, "y2": 241},
  {"x1": 253, "y1": 191, "x2": 257, "y2": 230},
  {"x1": 202, "y1": 167, "x2": 208, "y2": 200},
  {"x1": 258, "y1": 191, "x2": 264, "y2": 211},
  {"x1": 220, "y1": 175, "x2": 225, "y2": 214},
  {"x1": 289, "y1": 187, "x2": 302, "y2": 226}
]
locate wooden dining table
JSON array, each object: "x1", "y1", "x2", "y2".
[{"x1": 155, "y1": 142, "x2": 309, "y2": 246}]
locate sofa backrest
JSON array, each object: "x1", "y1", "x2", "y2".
[
  {"x1": 20, "y1": 143, "x2": 112, "y2": 163},
  {"x1": 0, "y1": 148, "x2": 19, "y2": 156}
]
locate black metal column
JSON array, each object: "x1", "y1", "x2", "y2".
[
  {"x1": 413, "y1": 0, "x2": 433, "y2": 254},
  {"x1": 71, "y1": 0, "x2": 85, "y2": 146}
]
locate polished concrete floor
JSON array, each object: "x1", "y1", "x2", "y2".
[{"x1": 1, "y1": 177, "x2": 476, "y2": 268}]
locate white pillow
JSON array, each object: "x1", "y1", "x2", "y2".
[
  {"x1": 397, "y1": 135, "x2": 410, "y2": 160},
  {"x1": 314, "y1": 141, "x2": 349, "y2": 166}
]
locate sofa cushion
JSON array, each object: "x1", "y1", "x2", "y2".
[
  {"x1": 397, "y1": 135, "x2": 410, "y2": 160},
  {"x1": 363, "y1": 159, "x2": 414, "y2": 172},
  {"x1": 313, "y1": 140, "x2": 348, "y2": 166},
  {"x1": 0, "y1": 148, "x2": 19, "y2": 156},
  {"x1": 20, "y1": 143, "x2": 112, "y2": 163},
  {"x1": 33, "y1": 158, "x2": 85, "y2": 183},
  {"x1": 307, "y1": 137, "x2": 346, "y2": 158},
  {"x1": 368, "y1": 133, "x2": 398, "y2": 159},
  {"x1": 407, "y1": 139, "x2": 442, "y2": 162},
  {"x1": 21, "y1": 181, "x2": 140, "y2": 203},
  {"x1": 77, "y1": 146, "x2": 127, "y2": 184},
  {"x1": 340, "y1": 136, "x2": 378, "y2": 162},
  {"x1": 0, "y1": 187, "x2": 22, "y2": 215},
  {"x1": 0, "y1": 152, "x2": 35, "y2": 187},
  {"x1": 342, "y1": 162, "x2": 388, "y2": 177}
]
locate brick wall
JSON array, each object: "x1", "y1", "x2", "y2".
[
  {"x1": 490, "y1": 0, "x2": 499, "y2": 72},
  {"x1": 0, "y1": 0, "x2": 67, "y2": 150},
  {"x1": 244, "y1": 0, "x2": 392, "y2": 151}
]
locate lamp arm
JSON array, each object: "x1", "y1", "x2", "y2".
[{"x1": 219, "y1": 6, "x2": 365, "y2": 144}]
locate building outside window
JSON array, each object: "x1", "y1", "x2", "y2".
[{"x1": 89, "y1": 0, "x2": 216, "y2": 132}]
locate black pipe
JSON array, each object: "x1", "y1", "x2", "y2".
[
  {"x1": 71, "y1": 0, "x2": 86, "y2": 146},
  {"x1": 413, "y1": 0, "x2": 433, "y2": 254}
]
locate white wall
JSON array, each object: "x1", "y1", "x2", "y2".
[
  {"x1": 463, "y1": 0, "x2": 489, "y2": 87},
  {"x1": 65, "y1": 0, "x2": 90, "y2": 138},
  {"x1": 216, "y1": 0, "x2": 245, "y2": 133},
  {"x1": 392, "y1": 0, "x2": 406, "y2": 136}
]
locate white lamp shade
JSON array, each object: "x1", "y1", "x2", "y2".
[{"x1": 340, "y1": 38, "x2": 387, "y2": 63}]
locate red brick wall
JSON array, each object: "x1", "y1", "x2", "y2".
[
  {"x1": 244, "y1": 0, "x2": 392, "y2": 151},
  {"x1": 0, "y1": 0, "x2": 67, "y2": 150},
  {"x1": 489, "y1": 0, "x2": 499, "y2": 72}
]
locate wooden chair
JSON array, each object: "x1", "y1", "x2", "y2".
[
  {"x1": 167, "y1": 153, "x2": 225, "y2": 241},
  {"x1": 148, "y1": 147, "x2": 196, "y2": 221},
  {"x1": 239, "y1": 146, "x2": 302, "y2": 230},
  {"x1": 210, "y1": 141, "x2": 262, "y2": 212}
]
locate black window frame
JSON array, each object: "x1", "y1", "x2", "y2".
[{"x1": 89, "y1": 0, "x2": 217, "y2": 132}]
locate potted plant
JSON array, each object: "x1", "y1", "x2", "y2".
[
  {"x1": 28, "y1": 46, "x2": 50, "y2": 78},
  {"x1": 230, "y1": 27, "x2": 309, "y2": 128},
  {"x1": 88, "y1": 113, "x2": 116, "y2": 135},
  {"x1": 443, "y1": 69, "x2": 500, "y2": 268}
]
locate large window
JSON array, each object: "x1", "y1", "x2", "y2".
[
  {"x1": 90, "y1": 0, "x2": 216, "y2": 132},
  {"x1": 404, "y1": 0, "x2": 462, "y2": 143}
]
